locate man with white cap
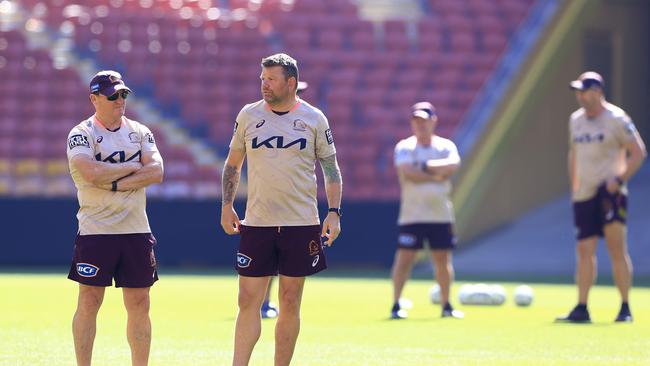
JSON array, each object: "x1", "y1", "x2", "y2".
[
  {"x1": 390, "y1": 102, "x2": 463, "y2": 319},
  {"x1": 557, "y1": 71, "x2": 646, "y2": 323}
]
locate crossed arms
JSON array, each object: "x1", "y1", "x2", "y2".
[
  {"x1": 70, "y1": 150, "x2": 164, "y2": 191},
  {"x1": 398, "y1": 156, "x2": 461, "y2": 183}
]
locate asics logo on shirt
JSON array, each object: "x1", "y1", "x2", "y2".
[{"x1": 252, "y1": 136, "x2": 307, "y2": 150}]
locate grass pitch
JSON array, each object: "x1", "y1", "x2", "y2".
[{"x1": 1, "y1": 273, "x2": 649, "y2": 365}]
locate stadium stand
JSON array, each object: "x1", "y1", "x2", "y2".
[{"x1": 2, "y1": 0, "x2": 536, "y2": 200}]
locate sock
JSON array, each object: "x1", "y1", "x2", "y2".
[
  {"x1": 620, "y1": 302, "x2": 630, "y2": 312},
  {"x1": 575, "y1": 304, "x2": 587, "y2": 311},
  {"x1": 391, "y1": 302, "x2": 400, "y2": 312},
  {"x1": 443, "y1": 302, "x2": 453, "y2": 312}
]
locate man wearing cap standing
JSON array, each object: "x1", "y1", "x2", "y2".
[
  {"x1": 556, "y1": 71, "x2": 646, "y2": 323},
  {"x1": 67, "y1": 70, "x2": 163, "y2": 365},
  {"x1": 389, "y1": 102, "x2": 463, "y2": 319}
]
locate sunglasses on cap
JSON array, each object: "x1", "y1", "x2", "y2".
[{"x1": 94, "y1": 90, "x2": 130, "y2": 101}]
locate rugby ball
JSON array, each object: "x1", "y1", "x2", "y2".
[
  {"x1": 398, "y1": 297, "x2": 413, "y2": 309},
  {"x1": 458, "y1": 283, "x2": 506, "y2": 305},
  {"x1": 489, "y1": 284, "x2": 506, "y2": 305},
  {"x1": 459, "y1": 283, "x2": 491, "y2": 305},
  {"x1": 513, "y1": 285, "x2": 534, "y2": 306}
]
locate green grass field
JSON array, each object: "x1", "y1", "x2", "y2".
[{"x1": 1, "y1": 273, "x2": 649, "y2": 365}]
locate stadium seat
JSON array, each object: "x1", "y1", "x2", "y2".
[{"x1": 4, "y1": 0, "x2": 535, "y2": 200}]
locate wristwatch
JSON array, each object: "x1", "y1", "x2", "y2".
[{"x1": 328, "y1": 208, "x2": 342, "y2": 217}]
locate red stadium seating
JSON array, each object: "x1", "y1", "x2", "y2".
[{"x1": 2, "y1": 0, "x2": 536, "y2": 199}]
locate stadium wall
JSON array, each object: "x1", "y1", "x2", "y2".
[
  {"x1": 453, "y1": 0, "x2": 650, "y2": 243},
  {"x1": 0, "y1": 198, "x2": 399, "y2": 268}
]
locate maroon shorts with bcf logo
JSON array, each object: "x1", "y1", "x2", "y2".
[
  {"x1": 236, "y1": 225, "x2": 327, "y2": 277},
  {"x1": 68, "y1": 233, "x2": 158, "y2": 288}
]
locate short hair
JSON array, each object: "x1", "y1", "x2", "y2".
[{"x1": 261, "y1": 53, "x2": 299, "y2": 84}]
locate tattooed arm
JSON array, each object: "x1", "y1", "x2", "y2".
[
  {"x1": 319, "y1": 153, "x2": 343, "y2": 246},
  {"x1": 220, "y1": 148, "x2": 246, "y2": 234}
]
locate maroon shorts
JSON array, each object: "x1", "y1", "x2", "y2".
[
  {"x1": 397, "y1": 223, "x2": 456, "y2": 250},
  {"x1": 236, "y1": 225, "x2": 327, "y2": 277},
  {"x1": 573, "y1": 184, "x2": 627, "y2": 240},
  {"x1": 68, "y1": 233, "x2": 158, "y2": 288}
]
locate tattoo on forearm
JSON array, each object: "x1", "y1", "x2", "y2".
[
  {"x1": 222, "y1": 165, "x2": 240, "y2": 206},
  {"x1": 320, "y1": 155, "x2": 342, "y2": 184}
]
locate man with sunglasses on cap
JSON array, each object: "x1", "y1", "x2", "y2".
[
  {"x1": 66, "y1": 70, "x2": 163, "y2": 365},
  {"x1": 556, "y1": 71, "x2": 646, "y2": 323},
  {"x1": 390, "y1": 102, "x2": 463, "y2": 320}
]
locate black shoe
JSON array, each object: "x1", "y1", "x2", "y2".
[
  {"x1": 441, "y1": 308, "x2": 464, "y2": 319},
  {"x1": 390, "y1": 303, "x2": 407, "y2": 319},
  {"x1": 441, "y1": 303, "x2": 464, "y2": 319},
  {"x1": 556, "y1": 306, "x2": 591, "y2": 323},
  {"x1": 615, "y1": 308, "x2": 633, "y2": 323}
]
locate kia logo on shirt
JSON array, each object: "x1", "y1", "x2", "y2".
[{"x1": 252, "y1": 136, "x2": 306, "y2": 150}]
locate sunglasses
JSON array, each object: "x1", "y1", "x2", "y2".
[{"x1": 105, "y1": 90, "x2": 130, "y2": 101}]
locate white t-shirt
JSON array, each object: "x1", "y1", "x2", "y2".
[
  {"x1": 394, "y1": 135, "x2": 460, "y2": 224},
  {"x1": 569, "y1": 103, "x2": 639, "y2": 201},
  {"x1": 67, "y1": 115, "x2": 159, "y2": 234},
  {"x1": 230, "y1": 99, "x2": 336, "y2": 226}
]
